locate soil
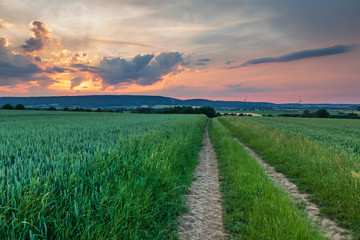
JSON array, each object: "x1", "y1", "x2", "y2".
[
  {"x1": 178, "y1": 124, "x2": 226, "y2": 240},
  {"x1": 238, "y1": 139, "x2": 352, "y2": 240}
]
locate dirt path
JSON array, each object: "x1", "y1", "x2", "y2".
[
  {"x1": 178, "y1": 124, "x2": 226, "y2": 240},
  {"x1": 237, "y1": 139, "x2": 352, "y2": 240}
]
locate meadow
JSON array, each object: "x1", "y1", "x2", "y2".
[
  {"x1": 219, "y1": 116, "x2": 360, "y2": 239},
  {"x1": 0, "y1": 110, "x2": 207, "y2": 239}
]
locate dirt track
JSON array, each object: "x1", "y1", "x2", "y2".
[
  {"x1": 178, "y1": 124, "x2": 226, "y2": 240},
  {"x1": 238, "y1": 139, "x2": 352, "y2": 240}
]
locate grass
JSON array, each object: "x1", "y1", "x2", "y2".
[
  {"x1": 219, "y1": 116, "x2": 360, "y2": 239},
  {"x1": 0, "y1": 111, "x2": 207, "y2": 239},
  {"x1": 244, "y1": 116, "x2": 360, "y2": 157},
  {"x1": 220, "y1": 110, "x2": 303, "y2": 116},
  {"x1": 209, "y1": 118, "x2": 325, "y2": 240}
]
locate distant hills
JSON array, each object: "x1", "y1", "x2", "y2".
[{"x1": 0, "y1": 95, "x2": 358, "y2": 110}]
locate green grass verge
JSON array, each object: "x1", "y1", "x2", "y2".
[
  {"x1": 209, "y1": 118, "x2": 325, "y2": 240},
  {"x1": 219, "y1": 116, "x2": 360, "y2": 239}
]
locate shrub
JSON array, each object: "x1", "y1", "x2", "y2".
[
  {"x1": 14, "y1": 104, "x2": 26, "y2": 110},
  {"x1": 1, "y1": 104, "x2": 14, "y2": 110}
]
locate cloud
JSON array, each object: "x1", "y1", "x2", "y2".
[
  {"x1": 0, "y1": 38, "x2": 49, "y2": 86},
  {"x1": 231, "y1": 44, "x2": 356, "y2": 68},
  {"x1": 44, "y1": 66, "x2": 74, "y2": 73},
  {"x1": 0, "y1": 19, "x2": 11, "y2": 28},
  {"x1": 34, "y1": 56, "x2": 42, "y2": 62},
  {"x1": 21, "y1": 21, "x2": 51, "y2": 53},
  {"x1": 198, "y1": 58, "x2": 211, "y2": 62},
  {"x1": 196, "y1": 58, "x2": 211, "y2": 66},
  {"x1": 227, "y1": 84, "x2": 242, "y2": 88},
  {"x1": 0, "y1": 37, "x2": 8, "y2": 48},
  {"x1": 71, "y1": 63, "x2": 103, "y2": 73},
  {"x1": 225, "y1": 83, "x2": 266, "y2": 93},
  {"x1": 70, "y1": 76, "x2": 83, "y2": 89},
  {"x1": 97, "y1": 52, "x2": 184, "y2": 86}
]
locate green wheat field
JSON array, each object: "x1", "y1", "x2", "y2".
[{"x1": 1, "y1": 110, "x2": 359, "y2": 239}]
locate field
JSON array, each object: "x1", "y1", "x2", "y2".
[
  {"x1": 1, "y1": 110, "x2": 359, "y2": 239},
  {"x1": 0, "y1": 110, "x2": 207, "y2": 239},
  {"x1": 209, "y1": 118, "x2": 324, "y2": 239},
  {"x1": 244, "y1": 117, "x2": 360, "y2": 157},
  {"x1": 218, "y1": 116, "x2": 360, "y2": 239}
]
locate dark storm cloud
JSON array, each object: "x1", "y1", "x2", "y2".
[
  {"x1": 0, "y1": 61, "x2": 42, "y2": 79},
  {"x1": 231, "y1": 45, "x2": 356, "y2": 68},
  {"x1": 0, "y1": 38, "x2": 44, "y2": 85},
  {"x1": 98, "y1": 52, "x2": 184, "y2": 86},
  {"x1": 21, "y1": 21, "x2": 51, "y2": 52}
]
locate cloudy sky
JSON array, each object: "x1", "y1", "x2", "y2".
[{"x1": 0, "y1": 0, "x2": 359, "y2": 103}]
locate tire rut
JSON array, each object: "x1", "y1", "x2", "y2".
[{"x1": 236, "y1": 138, "x2": 352, "y2": 240}]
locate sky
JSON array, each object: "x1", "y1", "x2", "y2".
[{"x1": 0, "y1": 0, "x2": 359, "y2": 103}]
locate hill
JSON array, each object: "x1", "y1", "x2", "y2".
[{"x1": 0, "y1": 95, "x2": 358, "y2": 110}]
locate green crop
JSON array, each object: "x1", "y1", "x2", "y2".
[
  {"x1": 244, "y1": 117, "x2": 360, "y2": 158},
  {"x1": 0, "y1": 110, "x2": 207, "y2": 239}
]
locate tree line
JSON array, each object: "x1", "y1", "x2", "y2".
[
  {"x1": 131, "y1": 106, "x2": 219, "y2": 118},
  {"x1": 278, "y1": 109, "x2": 359, "y2": 119},
  {"x1": 1, "y1": 103, "x2": 219, "y2": 117}
]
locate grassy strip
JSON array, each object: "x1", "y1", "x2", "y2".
[
  {"x1": 209, "y1": 118, "x2": 325, "y2": 240},
  {"x1": 0, "y1": 113, "x2": 207, "y2": 239},
  {"x1": 219, "y1": 116, "x2": 360, "y2": 239}
]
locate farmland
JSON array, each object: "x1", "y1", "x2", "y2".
[
  {"x1": 1, "y1": 109, "x2": 359, "y2": 239},
  {"x1": 209, "y1": 118, "x2": 324, "y2": 239},
  {"x1": 243, "y1": 117, "x2": 360, "y2": 157},
  {"x1": 218, "y1": 116, "x2": 360, "y2": 239},
  {"x1": 0, "y1": 110, "x2": 207, "y2": 239}
]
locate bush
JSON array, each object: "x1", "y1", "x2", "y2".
[
  {"x1": 347, "y1": 113, "x2": 358, "y2": 119},
  {"x1": 14, "y1": 104, "x2": 26, "y2": 110},
  {"x1": 315, "y1": 109, "x2": 329, "y2": 118},
  {"x1": 1, "y1": 104, "x2": 14, "y2": 110}
]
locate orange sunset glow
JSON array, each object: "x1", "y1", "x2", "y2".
[{"x1": 0, "y1": 0, "x2": 359, "y2": 103}]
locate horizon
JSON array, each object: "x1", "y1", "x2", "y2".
[
  {"x1": 0, "y1": 94, "x2": 358, "y2": 105},
  {"x1": 0, "y1": 1, "x2": 359, "y2": 103}
]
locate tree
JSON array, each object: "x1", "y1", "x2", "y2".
[
  {"x1": 14, "y1": 104, "x2": 26, "y2": 110},
  {"x1": 1, "y1": 104, "x2": 14, "y2": 110},
  {"x1": 47, "y1": 107, "x2": 57, "y2": 111},
  {"x1": 63, "y1": 107, "x2": 70, "y2": 111},
  {"x1": 315, "y1": 109, "x2": 329, "y2": 118},
  {"x1": 347, "y1": 112, "x2": 358, "y2": 119},
  {"x1": 195, "y1": 106, "x2": 217, "y2": 118},
  {"x1": 357, "y1": 106, "x2": 360, "y2": 111},
  {"x1": 303, "y1": 110, "x2": 311, "y2": 117}
]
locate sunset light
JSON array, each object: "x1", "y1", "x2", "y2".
[{"x1": 0, "y1": 0, "x2": 359, "y2": 103}]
